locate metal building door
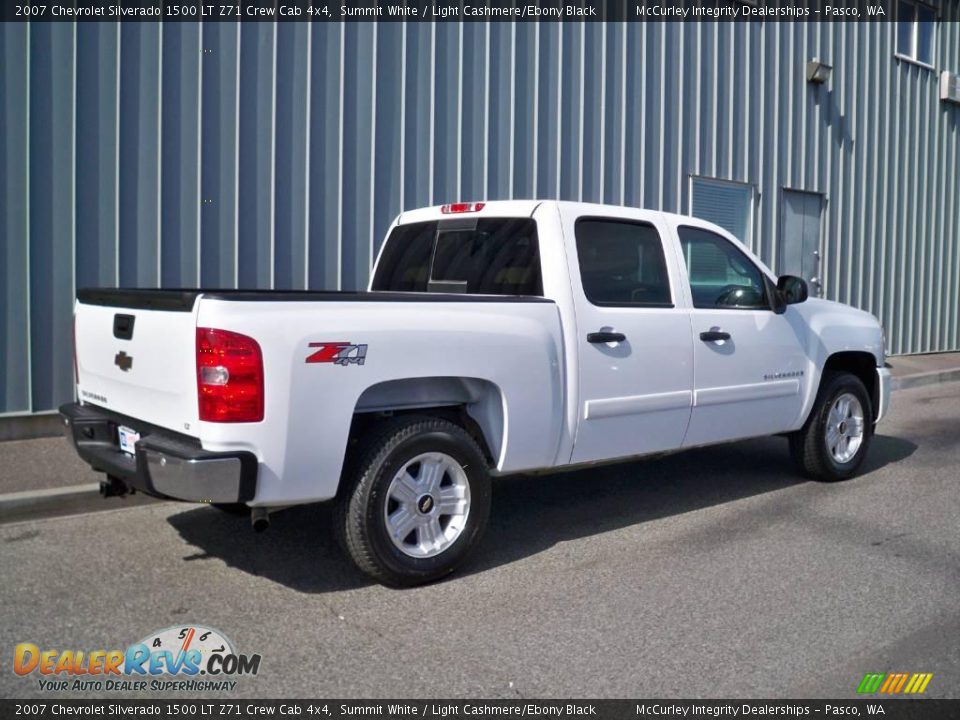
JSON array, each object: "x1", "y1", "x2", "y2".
[{"x1": 779, "y1": 190, "x2": 824, "y2": 297}]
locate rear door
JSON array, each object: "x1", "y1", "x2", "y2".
[
  {"x1": 562, "y1": 207, "x2": 695, "y2": 464},
  {"x1": 74, "y1": 290, "x2": 200, "y2": 436}
]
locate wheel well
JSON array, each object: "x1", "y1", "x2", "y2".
[
  {"x1": 822, "y1": 351, "x2": 879, "y2": 419},
  {"x1": 348, "y1": 406, "x2": 496, "y2": 466},
  {"x1": 349, "y1": 377, "x2": 504, "y2": 466}
]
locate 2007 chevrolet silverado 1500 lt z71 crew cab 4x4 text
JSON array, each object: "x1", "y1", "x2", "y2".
[{"x1": 62, "y1": 201, "x2": 891, "y2": 586}]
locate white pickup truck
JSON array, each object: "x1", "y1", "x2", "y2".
[{"x1": 62, "y1": 200, "x2": 890, "y2": 586}]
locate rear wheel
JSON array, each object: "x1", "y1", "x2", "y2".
[
  {"x1": 789, "y1": 371, "x2": 873, "y2": 481},
  {"x1": 335, "y1": 415, "x2": 491, "y2": 587}
]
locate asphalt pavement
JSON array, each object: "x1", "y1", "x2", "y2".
[
  {"x1": 1, "y1": 381, "x2": 958, "y2": 700},
  {"x1": 0, "y1": 435, "x2": 99, "y2": 493}
]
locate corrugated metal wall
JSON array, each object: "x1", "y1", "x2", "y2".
[{"x1": 2, "y1": 19, "x2": 960, "y2": 416}]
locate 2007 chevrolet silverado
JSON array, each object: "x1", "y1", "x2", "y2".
[{"x1": 61, "y1": 200, "x2": 891, "y2": 586}]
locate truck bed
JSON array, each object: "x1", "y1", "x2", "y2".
[{"x1": 72, "y1": 287, "x2": 566, "y2": 505}]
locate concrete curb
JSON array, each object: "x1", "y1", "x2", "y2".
[
  {"x1": 0, "y1": 483, "x2": 160, "y2": 525},
  {"x1": 2, "y1": 369, "x2": 959, "y2": 525},
  {"x1": 891, "y1": 368, "x2": 960, "y2": 392}
]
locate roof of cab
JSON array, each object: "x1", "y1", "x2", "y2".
[
  {"x1": 396, "y1": 200, "x2": 545, "y2": 224},
  {"x1": 396, "y1": 199, "x2": 711, "y2": 227}
]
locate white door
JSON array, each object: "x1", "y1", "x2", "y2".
[
  {"x1": 675, "y1": 224, "x2": 809, "y2": 447},
  {"x1": 564, "y1": 209, "x2": 695, "y2": 465}
]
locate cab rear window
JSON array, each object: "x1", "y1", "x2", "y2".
[{"x1": 372, "y1": 219, "x2": 542, "y2": 297}]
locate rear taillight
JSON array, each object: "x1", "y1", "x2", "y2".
[
  {"x1": 196, "y1": 328, "x2": 264, "y2": 423},
  {"x1": 440, "y1": 202, "x2": 485, "y2": 214}
]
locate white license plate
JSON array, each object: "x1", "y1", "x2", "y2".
[{"x1": 118, "y1": 425, "x2": 140, "y2": 456}]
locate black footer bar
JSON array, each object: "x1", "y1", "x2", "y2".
[{"x1": 4, "y1": 699, "x2": 959, "y2": 720}]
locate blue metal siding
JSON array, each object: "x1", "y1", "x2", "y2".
[
  {"x1": 160, "y1": 22, "x2": 202, "y2": 288},
  {"x1": 199, "y1": 22, "x2": 240, "y2": 289},
  {"x1": 1, "y1": 24, "x2": 31, "y2": 413},
  {"x1": 76, "y1": 23, "x2": 119, "y2": 290},
  {"x1": 1, "y1": 18, "x2": 959, "y2": 415},
  {"x1": 274, "y1": 22, "x2": 310, "y2": 289},
  {"x1": 28, "y1": 23, "x2": 76, "y2": 412}
]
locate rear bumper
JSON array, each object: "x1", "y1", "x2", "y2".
[
  {"x1": 875, "y1": 366, "x2": 892, "y2": 424},
  {"x1": 59, "y1": 403, "x2": 257, "y2": 503}
]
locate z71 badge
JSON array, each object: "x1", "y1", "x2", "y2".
[{"x1": 306, "y1": 342, "x2": 367, "y2": 366}]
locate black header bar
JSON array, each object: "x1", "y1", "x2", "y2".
[{"x1": 4, "y1": 0, "x2": 956, "y2": 24}]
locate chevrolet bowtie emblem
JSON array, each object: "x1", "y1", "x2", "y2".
[{"x1": 114, "y1": 351, "x2": 133, "y2": 372}]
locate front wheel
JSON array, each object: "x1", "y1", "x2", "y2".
[
  {"x1": 789, "y1": 371, "x2": 874, "y2": 482},
  {"x1": 335, "y1": 415, "x2": 491, "y2": 587}
]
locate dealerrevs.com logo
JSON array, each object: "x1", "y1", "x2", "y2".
[{"x1": 13, "y1": 625, "x2": 261, "y2": 693}]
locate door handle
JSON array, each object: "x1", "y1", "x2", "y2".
[
  {"x1": 587, "y1": 331, "x2": 626, "y2": 344},
  {"x1": 699, "y1": 330, "x2": 731, "y2": 342}
]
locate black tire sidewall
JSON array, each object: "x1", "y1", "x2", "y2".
[
  {"x1": 813, "y1": 374, "x2": 874, "y2": 478},
  {"x1": 360, "y1": 425, "x2": 491, "y2": 583}
]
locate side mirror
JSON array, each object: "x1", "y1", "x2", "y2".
[{"x1": 777, "y1": 275, "x2": 809, "y2": 305}]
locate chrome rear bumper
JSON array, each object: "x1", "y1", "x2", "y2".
[{"x1": 59, "y1": 403, "x2": 257, "y2": 503}]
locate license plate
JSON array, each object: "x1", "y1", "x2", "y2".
[{"x1": 118, "y1": 425, "x2": 140, "y2": 456}]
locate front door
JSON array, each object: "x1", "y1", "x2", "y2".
[
  {"x1": 563, "y1": 207, "x2": 695, "y2": 465},
  {"x1": 780, "y1": 189, "x2": 824, "y2": 297},
  {"x1": 675, "y1": 224, "x2": 810, "y2": 447}
]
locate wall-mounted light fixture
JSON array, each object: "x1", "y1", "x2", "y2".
[{"x1": 806, "y1": 58, "x2": 832, "y2": 85}]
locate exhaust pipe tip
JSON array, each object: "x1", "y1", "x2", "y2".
[{"x1": 251, "y1": 507, "x2": 270, "y2": 533}]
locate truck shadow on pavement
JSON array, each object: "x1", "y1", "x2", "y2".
[{"x1": 166, "y1": 434, "x2": 916, "y2": 593}]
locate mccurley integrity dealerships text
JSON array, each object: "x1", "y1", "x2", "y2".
[{"x1": 637, "y1": 706, "x2": 811, "y2": 717}]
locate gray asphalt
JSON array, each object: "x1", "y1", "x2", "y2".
[
  {"x1": 2, "y1": 382, "x2": 958, "y2": 700},
  {"x1": 0, "y1": 436, "x2": 99, "y2": 493}
]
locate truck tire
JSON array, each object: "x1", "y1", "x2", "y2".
[
  {"x1": 335, "y1": 415, "x2": 492, "y2": 587},
  {"x1": 789, "y1": 370, "x2": 874, "y2": 482}
]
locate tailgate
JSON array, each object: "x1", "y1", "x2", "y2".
[{"x1": 74, "y1": 290, "x2": 200, "y2": 437}]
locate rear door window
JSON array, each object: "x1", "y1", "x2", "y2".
[
  {"x1": 372, "y1": 218, "x2": 542, "y2": 296},
  {"x1": 574, "y1": 218, "x2": 672, "y2": 307}
]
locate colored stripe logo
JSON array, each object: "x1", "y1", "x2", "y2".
[{"x1": 857, "y1": 672, "x2": 933, "y2": 694}]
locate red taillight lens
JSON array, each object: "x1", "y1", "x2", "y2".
[
  {"x1": 440, "y1": 202, "x2": 485, "y2": 214},
  {"x1": 196, "y1": 328, "x2": 264, "y2": 423}
]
